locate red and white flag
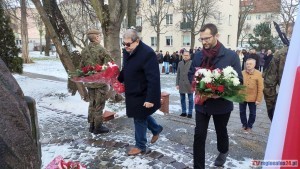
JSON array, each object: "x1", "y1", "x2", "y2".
[{"x1": 263, "y1": 7, "x2": 300, "y2": 169}]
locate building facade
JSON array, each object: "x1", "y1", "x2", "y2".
[
  {"x1": 135, "y1": 0, "x2": 240, "y2": 53},
  {"x1": 238, "y1": 0, "x2": 281, "y2": 49}
]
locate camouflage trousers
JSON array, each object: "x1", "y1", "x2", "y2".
[
  {"x1": 263, "y1": 86, "x2": 277, "y2": 121},
  {"x1": 87, "y1": 86, "x2": 108, "y2": 127}
]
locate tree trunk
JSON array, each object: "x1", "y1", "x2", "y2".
[
  {"x1": 39, "y1": 29, "x2": 43, "y2": 55},
  {"x1": 190, "y1": 25, "x2": 196, "y2": 50},
  {"x1": 156, "y1": 26, "x2": 160, "y2": 51},
  {"x1": 127, "y1": 0, "x2": 136, "y2": 27},
  {"x1": 31, "y1": 0, "x2": 88, "y2": 100},
  {"x1": 45, "y1": 27, "x2": 50, "y2": 56},
  {"x1": 90, "y1": 0, "x2": 127, "y2": 67},
  {"x1": 20, "y1": 0, "x2": 30, "y2": 63}
]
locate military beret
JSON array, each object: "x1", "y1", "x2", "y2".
[{"x1": 87, "y1": 29, "x2": 101, "y2": 35}]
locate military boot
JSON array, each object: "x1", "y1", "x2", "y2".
[
  {"x1": 93, "y1": 125, "x2": 110, "y2": 134},
  {"x1": 89, "y1": 122, "x2": 95, "y2": 133}
]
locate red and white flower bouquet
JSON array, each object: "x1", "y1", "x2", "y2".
[
  {"x1": 69, "y1": 61, "x2": 124, "y2": 93},
  {"x1": 193, "y1": 66, "x2": 245, "y2": 105},
  {"x1": 45, "y1": 155, "x2": 86, "y2": 169}
]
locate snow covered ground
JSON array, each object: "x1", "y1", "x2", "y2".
[{"x1": 14, "y1": 52, "x2": 255, "y2": 168}]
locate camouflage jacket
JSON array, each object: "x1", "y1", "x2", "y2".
[
  {"x1": 263, "y1": 46, "x2": 288, "y2": 88},
  {"x1": 80, "y1": 42, "x2": 112, "y2": 88}
]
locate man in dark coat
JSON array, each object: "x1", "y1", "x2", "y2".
[
  {"x1": 118, "y1": 29, "x2": 163, "y2": 155},
  {"x1": 188, "y1": 23, "x2": 242, "y2": 168}
]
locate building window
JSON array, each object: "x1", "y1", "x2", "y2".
[
  {"x1": 256, "y1": 15, "x2": 261, "y2": 20},
  {"x1": 218, "y1": 12, "x2": 222, "y2": 24},
  {"x1": 166, "y1": 14, "x2": 173, "y2": 25},
  {"x1": 151, "y1": 37, "x2": 157, "y2": 46},
  {"x1": 166, "y1": 36, "x2": 173, "y2": 46},
  {"x1": 227, "y1": 35, "x2": 230, "y2": 45},
  {"x1": 247, "y1": 16, "x2": 251, "y2": 20},
  {"x1": 228, "y1": 15, "x2": 232, "y2": 25},
  {"x1": 182, "y1": 35, "x2": 190, "y2": 46},
  {"x1": 150, "y1": 0, "x2": 156, "y2": 5},
  {"x1": 165, "y1": 0, "x2": 172, "y2": 2},
  {"x1": 183, "y1": 13, "x2": 192, "y2": 22},
  {"x1": 229, "y1": 0, "x2": 232, "y2": 5},
  {"x1": 136, "y1": 17, "x2": 142, "y2": 26}
]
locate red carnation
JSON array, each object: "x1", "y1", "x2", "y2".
[
  {"x1": 81, "y1": 66, "x2": 89, "y2": 74},
  {"x1": 87, "y1": 65, "x2": 94, "y2": 71},
  {"x1": 217, "y1": 85, "x2": 224, "y2": 92},
  {"x1": 94, "y1": 64, "x2": 103, "y2": 72}
]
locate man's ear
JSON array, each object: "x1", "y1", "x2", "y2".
[{"x1": 215, "y1": 33, "x2": 220, "y2": 39}]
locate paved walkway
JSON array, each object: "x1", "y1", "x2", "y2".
[{"x1": 24, "y1": 72, "x2": 271, "y2": 169}]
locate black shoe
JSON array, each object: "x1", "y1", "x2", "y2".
[
  {"x1": 214, "y1": 152, "x2": 228, "y2": 167},
  {"x1": 187, "y1": 114, "x2": 192, "y2": 118},
  {"x1": 93, "y1": 125, "x2": 110, "y2": 134},
  {"x1": 180, "y1": 113, "x2": 187, "y2": 117},
  {"x1": 89, "y1": 123, "x2": 94, "y2": 133}
]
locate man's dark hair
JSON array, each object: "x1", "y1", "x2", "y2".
[{"x1": 200, "y1": 23, "x2": 218, "y2": 36}]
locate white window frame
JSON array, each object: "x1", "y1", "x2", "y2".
[
  {"x1": 151, "y1": 37, "x2": 157, "y2": 47},
  {"x1": 182, "y1": 35, "x2": 191, "y2": 46},
  {"x1": 166, "y1": 36, "x2": 173, "y2": 46},
  {"x1": 166, "y1": 14, "x2": 173, "y2": 25}
]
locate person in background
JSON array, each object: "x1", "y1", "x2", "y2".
[
  {"x1": 241, "y1": 49, "x2": 249, "y2": 70},
  {"x1": 156, "y1": 50, "x2": 163, "y2": 73},
  {"x1": 248, "y1": 49, "x2": 260, "y2": 70},
  {"x1": 239, "y1": 58, "x2": 264, "y2": 133},
  {"x1": 263, "y1": 49, "x2": 273, "y2": 71},
  {"x1": 236, "y1": 50, "x2": 244, "y2": 68},
  {"x1": 171, "y1": 52, "x2": 178, "y2": 74},
  {"x1": 259, "y1": 49, "x2": 266, "y2": 72},
  {"x1": 163, "y1": 51, "x2": 171, "y2": 74},
  {"x1": 188, "y1": 23, "x2": 242, "y2": 169},
  {"x1": 176, "y1": 51, "x2": 193, "y2": 118},
  {"x1": 118, "y1": 29, "x2": 163, "y2": 155}
]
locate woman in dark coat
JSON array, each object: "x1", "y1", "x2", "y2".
[{"x1": 118, "y1": 29, "x2": 163, "y2": 155}]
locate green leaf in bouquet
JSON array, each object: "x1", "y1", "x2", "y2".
[{"x1": 199, "y1": 81, "x2": 206, "y2": 89}]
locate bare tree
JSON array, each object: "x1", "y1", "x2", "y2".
[
  {"x1": 179, "y1": 0, "x2": 219, "y2": 49},
  {"x1": 239, "y1": 23, "x2": 251, "y2": 48},
  {"x1": 278, "y1": 0, "x2": 299, "y2": 38},
  {"x1": 20, "y1": 0, "x2": 31, "y2": 63},
  {"x1": 237, "y1": 0, "x2": 255, "y2": 47},
  {"x1": 31, "y1": 14, "x2": 44, "y2": 54},
  {"x1": 59, "y1": 1, "x2": 100, "y2": 49},
  {"x1": 89, "y1": 0, "x2": 128, "y2": 67},
  {"x1": 31, "y1": 0, "x2": 88, "y2": 100},
  {"x1": 127, "y1": 0, "x2": 137, "y2": 27},
  {"x1": 141, "y1": 0, "x2": 173, "y2": 51}
]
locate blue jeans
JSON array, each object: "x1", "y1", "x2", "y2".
[
  {"x1": 134, "y1": 116, "x2": 162, "y2": 151},
  {"x1": 239, "y1": 102, "x2": 256, "y2": 128},
  {"x1": 163, "y1": 62, "x2": 169, "y2": 73},
  {"x1": 180, "y1": 93, "x2": 194, "y2": 115},
  {"x1": 172, "y1": 63, "x2": 177, "y2": 73}
]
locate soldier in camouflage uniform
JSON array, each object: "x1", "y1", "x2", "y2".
[
  {"x1": 263, "y1": 46, "x2": 288, "y2": 121},
  {"x1": 80, "y1": 29, "x2": 112, "y2": 134}
]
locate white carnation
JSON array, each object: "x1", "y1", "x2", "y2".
[
  {"x1": 201, "y1": 77, "x2": 213, "y2": 83},
  {"x1": 232, "y1": 78, "x2": 240, "y2": 86},
  {"x1": 212, "y1": 69, "x2": 221, "y2": 79}
]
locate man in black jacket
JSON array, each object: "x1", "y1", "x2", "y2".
[{"x1": 189, "y1": 23, "x2": 242, "y2": 168}]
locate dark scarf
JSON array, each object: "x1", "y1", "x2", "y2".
[{"x1": 201, "y1": 40, "x2": 221, "y2": 69}]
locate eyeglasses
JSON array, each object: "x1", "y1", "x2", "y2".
[
  {"x1": 198, "y1": 36, "x2": 213, "y2": 42},
  {"x1": 122, "y1": 40, "x2": 136, "y2": 47}
]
